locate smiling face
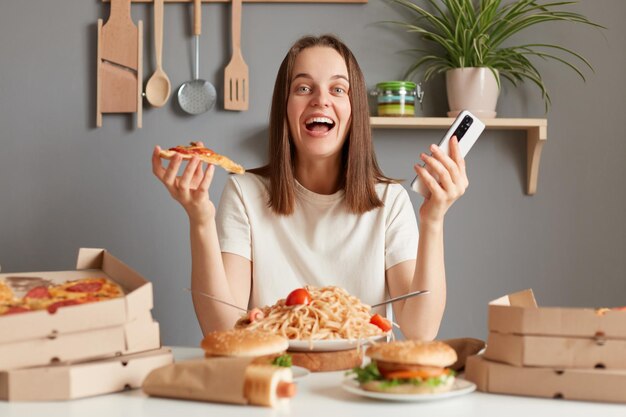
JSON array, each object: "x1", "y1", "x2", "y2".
[
  {"x1": 287, "y1": 46, "x2": 352, "y2": 163},
  {"x1": 260, "y1": 34, "x2": 384, "y2": 214}
]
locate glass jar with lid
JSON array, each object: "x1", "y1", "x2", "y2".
[{"x1": 372, "y1": 81, "x2": 423, "y2": 117}]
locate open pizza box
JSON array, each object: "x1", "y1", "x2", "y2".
[
  {"x1": 484, "y1": 332, "x2": 626, "y2": 369},
  {"x1": 465, "y1": 355, "x2": 626, "y2": 404},
  {"x1": 0, "y1": 248, "x2": 153, "y2": 344},
  {"x1": 0, "y1": 248, "x2": 162, "y2": 370},
  {"x1": 0, "y1": 347, "x2": 173, "y2": 401},
  {"x1": 488, "y1": 289, "x2": 626, "y2": 338}
]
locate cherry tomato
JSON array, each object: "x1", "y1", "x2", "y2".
[
  {"x1": 612, "y1": 306, "x2": 626, "y2": 311},
  {"x1": 248, "y1": 307, "x2": 265, "y2": 322},
  {"x1": 285, "y1": 288, "x2": 311, "y2": 306},
  {"x1": 370, "y1": 313, "x2": 392, "y2": 332}
]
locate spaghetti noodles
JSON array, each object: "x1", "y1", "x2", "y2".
[{"x1": 236, "y1": 285, "x2": 387, "y2": 341}]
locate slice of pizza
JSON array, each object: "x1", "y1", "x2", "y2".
[
  {"x1": 0, "y1": 278, "x2": 126, "y2": 315},
  {"x1": 49, "y1": 277, "x2": 124, "y2": 302},
  {"x1": 159, "y1": 142, "x2": 245, "y2": 174},
  {"x1": 0, "y1": 280, "x2": 14, "y2": 303}
]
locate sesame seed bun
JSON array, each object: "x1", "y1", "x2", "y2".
[
  {"x1": 366, "y1": 340, "x2": 457, "y2": 367},
  {"x1": 201, "y1": 329, "x2": 289, "y2": 357},
  {"x1": 361, "y1": 377, "x2": 455, "y2": 394}
]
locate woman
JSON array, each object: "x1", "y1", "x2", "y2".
[{"x1": 152, "y1": 35, "x2": 468, "y2": 340}]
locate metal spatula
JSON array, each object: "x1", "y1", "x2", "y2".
[{"x1": 223, "y1": 0, "x2": 249, "y2": 111}]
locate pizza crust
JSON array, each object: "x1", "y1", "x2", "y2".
[
  {"x1": 0, "y1": 302, "x2": 30, "y2": 315},
  {"x1": 0, "y1": 281, "x2": 14, "y2": 303},
  {"x1": 159, "y1": 144, "x2": 245, "y2": 175}
]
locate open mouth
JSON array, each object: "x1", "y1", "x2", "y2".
[{"x1": 304, "y1": 116, "x2": 336, "y2": 134}]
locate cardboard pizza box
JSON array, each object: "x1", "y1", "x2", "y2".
[
  {"x1": 488, "y1": 289, "x2": 626, "y2": 338},
  {"x1": 465, "y1": 354, "x2": 626, "y2": 404},
  {"x1": 484, "y1": 332, "x2": 626, "y2": 369},
  {"x1": 0, "y1": 312, "x2": 161, "y2": 371},
  {"x1": 0, "y1": 248, "x2": 153, "y2": 344},
  {"x1": 0, "y1": 347, "x2": 173, "y2": 401}
]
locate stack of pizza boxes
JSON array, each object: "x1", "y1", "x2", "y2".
[
  {"x1": 465, "y1": 289, "x2": 626, "y2": 404},
  {"x1": 0, "y1": 248, "x2": 173, "y2": 401}
]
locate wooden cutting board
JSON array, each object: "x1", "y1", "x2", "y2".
[
  {"x1": 289, "y1": 349, "x2": 363, "y2": 372},
  {"x1": 101, "y1": 0, "x2": 138, "y2": 69},
  {"x1": 96, "y1": 0, "x2": 142, "y2": 127}
]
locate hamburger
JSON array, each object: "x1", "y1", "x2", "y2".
[
  {"x1": 350, "y1": 340, "x2": 457, "y2": 394},
  {"x1": 201, "y1": 329, "x2": 292, "y2": 367}
]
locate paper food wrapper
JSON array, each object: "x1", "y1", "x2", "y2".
[
  {"x1": 143, "y1": 357, "x2": 254, "y2": 405},
  {"x1": 143, "y1": 356, "x2": 294, "y2": 407},
  {"x1": 442, "y1": 337, "x2": 487, "y2": 372}
]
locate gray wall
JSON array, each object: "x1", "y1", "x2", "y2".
[{"x1": 0, "y1": 0, "x2": 624, "y2": 346}]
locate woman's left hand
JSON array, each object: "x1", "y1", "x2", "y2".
[{"x1": 414, "y1": 136, "x2": 469, "y2": 224}]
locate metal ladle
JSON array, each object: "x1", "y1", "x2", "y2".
[{"x1": 177, "y1": 0, "x2": 216, "y2": 114}]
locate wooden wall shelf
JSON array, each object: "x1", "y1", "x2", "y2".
[
  {"x1": 370, "y1": 117, "x2": 547, "y2": 195},
  {"x1": 103, "y1": 1, "x2": 367, "y2": 3}
]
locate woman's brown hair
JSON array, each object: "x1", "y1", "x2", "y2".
[{"x1": 249, "y1": 34, "x2": 394, "y2": 215}]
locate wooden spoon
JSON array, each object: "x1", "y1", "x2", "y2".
[{"x1": 145, "y1": 0, "x2": 171, "y2": 107}]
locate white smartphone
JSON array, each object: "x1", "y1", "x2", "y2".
[{"x1": 411, "y1": 110, "x2": 485, "y2": 197}]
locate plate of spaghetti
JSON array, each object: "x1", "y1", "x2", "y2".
[{"x1": 235, "y1": 286, "x2": 391, "y2": 351}]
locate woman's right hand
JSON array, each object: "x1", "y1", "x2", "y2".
[{"x1": 152, "y1": 143, "x2": 216, "y2": 223}]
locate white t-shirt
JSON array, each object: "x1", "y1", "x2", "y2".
[{"x1": 216, "y1": 173, "x2": 418, "y2": 312}]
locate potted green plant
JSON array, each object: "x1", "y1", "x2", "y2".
[{"x1": 387, "y1": 0, "x2": 603, "y2": 117}]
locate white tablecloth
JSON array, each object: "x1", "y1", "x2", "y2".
[{"x1": 1, "y1": 346, "x2": 625, "y2": 416}]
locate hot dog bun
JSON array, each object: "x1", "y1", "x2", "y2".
[{"x1": 244, "y1": 365, "x2": 295, "y2": 407}]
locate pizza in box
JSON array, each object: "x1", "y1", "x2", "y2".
[{"x1": 0, "y1": 277, "x2": 124, "y2": 316}]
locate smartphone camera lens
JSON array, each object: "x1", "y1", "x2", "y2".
[{"x1": 454, "y1": 115, "x2": 474, "y2": 141}]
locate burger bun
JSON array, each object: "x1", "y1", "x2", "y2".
[
  {"x1": 361, "y1": 377, "x2": 455, "y2": 395},
  {"x1": 366, "y1": 340, "x2": 457, "y2": 367},
  {"x1": 201, "y1": 329, "x2": 289, "y2": 357}
]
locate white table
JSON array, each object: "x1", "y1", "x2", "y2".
[{"x1": 2, "y1": 347, "x2": 625, "y2": 417}]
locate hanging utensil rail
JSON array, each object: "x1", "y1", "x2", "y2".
[{"x1": 102, "y1": 1, "x2": 367, "y2": 4}]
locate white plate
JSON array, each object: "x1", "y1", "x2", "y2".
[
  {"x1": 288, "y1": 335, "x2": 387, "y2": 352},
  {"x1": 341, "y1": 377, "x2": 476, "y2": 402},
  {"x1": 291, "y1": 365, "x2": 310, "y2": 381}
]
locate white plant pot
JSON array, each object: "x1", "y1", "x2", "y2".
[{"x1": 446, "y1": 67, "x2": 499, "y2": 118}]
